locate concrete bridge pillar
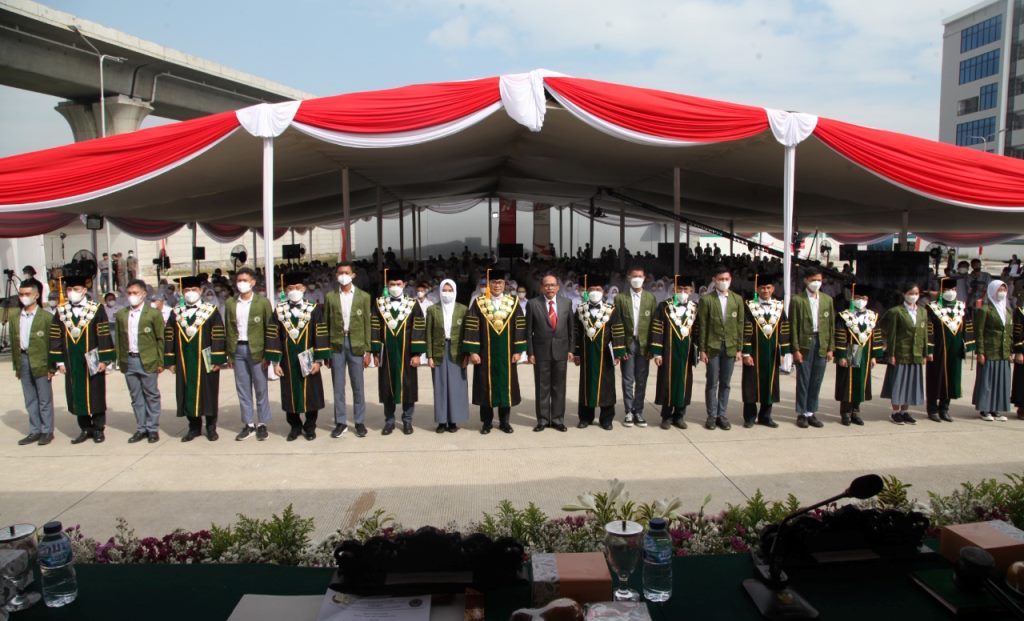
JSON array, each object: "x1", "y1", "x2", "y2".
[{"x1": 55, "y1": 94, "x2": 153, "y2": 141}]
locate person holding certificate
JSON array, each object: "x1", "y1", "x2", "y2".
[{"x1": 266, "y1": 272, "x2": 331, "y2": 441}]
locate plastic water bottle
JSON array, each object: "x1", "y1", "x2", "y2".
[
  {"x1": 37, "y1": 521, "x2": 77, "y2": 607},
  {"x1": 642, "y1": 517, "x2": 673, "y2": 602}
]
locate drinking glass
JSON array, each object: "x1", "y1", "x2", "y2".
[
  {"x1": 604, "y1": 520, "x2": 643, "y2": 602},
  {"x1": 0, "y1": 524, "x2": 40, "y2": 612}
]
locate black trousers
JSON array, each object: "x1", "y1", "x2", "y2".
[
  {"x1": 77, "y1": 413, "x2": 106, "y2": 432},
  {"x1": 839, "y1": 402, "x2": 862, "y2": 415},
  {"x1": 580, "y1": 406, "x2": 614, "y2": 426},
  {"x1": 480, "y1": 407, "x2": 510, "y2": 426},
  {"x1": 286, "y1": 411, "x2": 318, "y2": 432},
  {"x1": 660, "y1": 405, "x2": 686, "y2": 420},
  {"x1": 533, "y1": 359, "x2": 567, "y2": 426},
  {"x1": 926, "y1": 398, "x2": 951, "y2": 415},
  {"x1": 742, "y1": 403, "x2": 773, "y2": 423},
  {"x1": 187, "y1": 415, "x2": 217, "y2": 432}
]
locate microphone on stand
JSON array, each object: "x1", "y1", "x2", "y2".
[{"x1": 743, "y1": 474, "x2": 884, "y2": 620}]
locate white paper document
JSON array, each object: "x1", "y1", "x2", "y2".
[{"x1": 317, "y1": 592, "x2": 432, "y2": 621}]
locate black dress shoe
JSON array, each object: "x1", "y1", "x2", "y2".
[
  {"x1": 331, "y1": 424, "x2": 348, "y2": 438},
  {"x1": 660, "y1": 419, "x2": 672, "y2": 430},
  {"x1": 128, "y1": 431, "x2": 148, "y2": 443},
  {"x1": 716, "y1": 416, "x2": 732, "y2": 431},
  {"x1": 672, "y1": 418, "x2": 688, "y2": 430},
  {"x1": 436, "y1": 424, "x2": 448, "y2": 433},
  {"x1": 939, "y1": 411, "x2": 953, "y2": 422},
  {"x1": 758, "y1": 418, "x2": 779, "y2": 428},
  {"x1": 533, "y1": 424, "x2": 546, "y2": 432},
  {"x1": 796, "y1": 416, "x2": 809, "y2": 428},
  {"x1": 286, "y1": 428, "x2": 301, "y2": 441},
  {"x1": 18, "y1": 433, "x2": 41, "y2": 446},
  {"x1": 577, "y1": 421, "x2": 590, "y2": 429},
  {"x1": 480, "y1": 424, "x2": 491, "y2": 435},
  {"x1": 447, "y1": 424, "x2": 458, "y2": 433},
  {"x1": 402, "y1": 423, "x2": 413, "y2": 435},
  {"x1": 38, "y1": 433, "x2": 54, "y2": 446},
  {"x1": 840, "y1": 413, "x2": 851, "y2": 426},
  {"x1": 806, "y1": 415, "x2": 824, "y2": 428},
  {"x1": 382, "y1": 424, "x2": 394, "y2": 436},
  {"x1": 600, "y1": 422, "x2": 613, "y2": 431},
  {"x1": 355, "y1": 424, "x2": 367, "y2": 437},
  {"x1": 742, "y1": 419, "x2": 754, "y2": 428},
  {"x1": 499, "y1": 424, "x2": 514, "y2": 434},
  {"x1": 206, "y1": 429, "x2": 219, "y2": 441},
  {"x1": 927, "y1": 412, "x2": 941, "y2": 423},
  {"x1": 93, "y1": 430, "x2": 105, "y2": 443},
  {"x1": 182, "y1": 429, "x2": 201, "y2": 442},
  {"x1": 850, "y1": 414, "x2": 864, "y2": 426},
  {"x1": 71, "y1": 431, "x2": 92, "y2": 444},
  {"x1": 704, "y1": 416, "x2": 717, "y2": 430},
  {"x1": 147, "y1": 432, "x2": 160, "y2": 443},
  {"x1": 304, "y1": 430, "x2": 316, "y2": 441},
  {"x1": 552, "y1": 424, "x2": 567, "y2": 432}
]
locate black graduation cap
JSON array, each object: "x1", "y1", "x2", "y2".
[
  {"x1": 178, "y1": 276, "x2": 202, "y2": 289},
  {"x1": 63, "y1": 274, "x2": 90, "y2": 288},
  {"x1": 385, "y1": 269, "x2": 406, "y2": 283},
  {"x1": 676, "y1": 275, "x2": 697, "y2": 289},
  {"x1": 940, "y1": 277, "x2": 956, "y2": 290},
  {"x1": 282, "y1": 272, "x2": 309, "y2": 287}
]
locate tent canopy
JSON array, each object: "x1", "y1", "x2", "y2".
[{"x1": 2, "y1": 69, "x2": 1024, "y2": 237}]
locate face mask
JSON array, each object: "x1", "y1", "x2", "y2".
[
  {"x1": 715, "y1": 279, "x2": 731, "y2": 292},
  {"x1": 128, "y1": 294, "x2": 143, "y2": 307},
  {"x1": 942, "y1": 290, "x2": 957, "y2": 302},
  {"x1": 67, "y1": 290, "x2": 84, "y2": 304},
  {"x1": 19, "y1": 295, "x2": 36, "y2": 307},
  {"x1": 47, "y1": 300, "x2": 57, "y2": 308},
  {"x1": 996, "y1": 291, "x2": 1008, "y2": 301},
  {"x1": 388, "y1": 285, "x2": 404, "y2": 298},
  {"x1": 183, "y1": 291, "x2": 201, "y2": 305},
  {"x1": 588, "y1": 291, "x2": 603, "y2": 304},
  {"x1": 630, "y1": 277, "x2": 644, "y2": 289},
  {"x1": 236, "y1": 281, "x2": 252, "y2": 294},
  {"x1": 417, "y1": 291, "x2": 427, "y2": 299},
  {"x1": 337, "y1": 274, "x2": 352, "y2": 287},
  {"x1": 854, "y1": 299, "x2": 868, "y2": 311},
  {"x1": 106, "y1": 301, "x2": 115, "y2": 308},
  {"x1": 958, "y1": 267, "x2": 968, "y2": 274},
  {"x1": 287, "y1": 289, "x2": 304, "y2": 303},
  {"x1": 806, "y1": 280, "x2": 822, "y2": 293},
  {"x1": 517, "y1": 291, "x2": 526, "y2": 299},
  {"x1": 440, "y1": 292, "x2": 456, "y2": 304},
  {"x1": 904, "y1": 294, "x2": 919, "y2": 305},
  {"x1": 150, "y1": 302, "x2": 159, "y2": 309}
]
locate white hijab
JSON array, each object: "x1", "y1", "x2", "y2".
[
  {"x1": 440, "y1": 279, "x2": 456, "y2": 338},
  {"x1": 987, "y1": 279, "x2": 1008, "y2": 324}
]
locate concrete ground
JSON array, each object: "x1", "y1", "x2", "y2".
[{"x1": 1, "y1": 354, "x2": 1023, "y2": 541}]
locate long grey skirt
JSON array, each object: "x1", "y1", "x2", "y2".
[
  {"x1": 973, "y1": 359, "x2": 1011, "y2": 413},
  {"x1": 881, "y1": 363, "x2": 924, "y2": 406},
  {"x1": 432, "y1": 341, "x2": 469, "y2": 424}
]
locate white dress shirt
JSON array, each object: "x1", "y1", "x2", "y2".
[
  {"x1": 128, "y1": 305, "x2": 142, "y2": 353},
  {"x1": 808, "y1": 292, "x2": 820, "y2": 333},
  {"x1": 905, "y1": 303, "x2": 918, "y2": 326},
  {"x1": 631, "y1": 290, "x2": 642, "y2": 337},
  {"x1": 236, "y1": 295, "x2": 252, "y2": 341},
  {"x1": 339, "y1": 287, "x2": 354, "y2": 333},
  {"x1": 717, "y1": 291, "x2": 730, "y2": 322},
  {"x1": 19, "y1": 307, "x2": 36, "y2": 351}
]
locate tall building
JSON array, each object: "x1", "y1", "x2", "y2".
[{"x1": 940, "y1": 0, "x2": 1024, "y2": 156}]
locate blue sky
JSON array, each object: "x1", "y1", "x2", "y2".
[{"x1": 0, "y1": 0, "x2": 981, "y2": 157}]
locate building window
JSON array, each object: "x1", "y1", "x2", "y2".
[
  {"x1": 959, "y1": 49, "x2": 1002, "y2": 84},
  {"x1": 980, "y1": 83, "x2": 999, "y2": 110},
  {"x1": 961, "y1": 15, "x2": 1003, "y2": 53},
  {"x1": 955, "y1": 116, "x2": 997, "y2": 146},
  {"x1": 959, "y1": 96, "x2": 980, "y2": 115}
]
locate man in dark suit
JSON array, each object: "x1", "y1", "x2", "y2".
[{"x1": 526, "y1": 274, "x2": 575, "y2": 431}]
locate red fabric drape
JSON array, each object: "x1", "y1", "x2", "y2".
[
  {"x1": 108, "y1": 217, "x2": 186, "y2": 240},
  {"x1": 200, "y1": 223, "x2": 249, "y2": 243},
  {"x1": 293, "y1": 77, "x2": 500, "y2": 134},
  {"x1": 545, "y1": 77, "x2": 769, "y2": 143},
  {"x1": 0, "y1": 211, "x2": 78, "y2": 237},
  {"x1": 916, "y1": 232, "x2": 1021, "y2": 246},
  {"x1": 253, "y1": 227, "x2": 288, "y2": 240},
  {"x1": 0, "y1": 112, "x2": 239, "y2": 208},
  {"x1": 814, "y1": 117, "x2": 1024, "y2": 209}
]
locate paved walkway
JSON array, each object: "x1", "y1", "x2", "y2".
[{"x1": 2, "y1": 355, "x2": 1023, "y2": 540}]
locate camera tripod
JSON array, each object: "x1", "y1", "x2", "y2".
[{"x1": 0, "y1": 271, "x2": 19, "y2": 354}]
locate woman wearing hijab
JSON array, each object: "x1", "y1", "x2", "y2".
[
  {"x1": 425, "y1": 279, "x2": 469, "y2": 432},
  {"x1": 973, "y1": 280, "x2": 1014, "y2": 421},
  {"x1": 880, "y1": 283, "x2": 932, "y2": 425}
]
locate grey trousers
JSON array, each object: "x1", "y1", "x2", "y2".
[
  {"x1": 331, "y1": 336, "x2": 366, "y2": 426},
  {"x1": 234, "y1": 343, "x2": 272, "y2": 426},
  {"x1": 795, "y1": 335, "x2": 828, "y2": 414},
  {"x1": 19, "y1": 353, "x2": 54, "y2": 434},
  {"x1": 705, "y1": 345, "x2": 735, "y2": 419},
  {"x1": 124, "y1": 356, "x2": 161, "y2": 433},
  {"x1": 621, "y1": 339, "x2": 650, "y2": 415}
]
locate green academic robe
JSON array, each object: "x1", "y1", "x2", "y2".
[
  {"x1": 371, "y1": 296, "x2": 426, "y2": 405},
  {"x1": 462, "y1": 294, "x2": 528, "y2": 408},
  {"x1": 163, "y1": 303, "x2": 226, "y2": 418},
  {"x1": 834, "y1": 309, "x2": 885, "y2": 404},
  {"x1": 48, "y1": 301, "x2": 116, "y2": 416},
  {"x1": 265, "y1": 301, "x2": 331, "y2": 413},
  {"x1": 573, "y1": 302, "x2": 626, "y2": 408},
  {"x1": 650, "y1": 299, "x2": 698, "y2": 408},
  {"x1": 741, "y1": 299, "x2": 792, "y2": 405},
  {"x1": 925, "y1": 300, "x2": 975, "y2": 402}
]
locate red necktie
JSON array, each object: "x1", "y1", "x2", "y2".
[{"x1": 548, "y1": 300, "x2": 557, "y2": 330}]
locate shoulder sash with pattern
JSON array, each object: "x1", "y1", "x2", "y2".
[
  {"x1": 747, "y1": 299, "x2": 784, "y2": 339},
  {"x1": 475, "y1": 293, "x2": 517, "y2": 333},
  {"x1": 838, "y1": 308, "x2": 878, "y2": 347},
  {"x1": 173, "y1": 302, "x2": 217, "y2": 342},
  {"x1": 665, "y1": 300, "x2": 697, "y2": 339},
  {"x1": 376, "y1": 296, "x2": 416, "y2": 335},
  {"x1": 276, "y1": 300, "x2": 316, "y2": 342},
  {"x1": 926, "y1": 300, "x2": 965, "y2": 335},
  {"x1": 56, "y1": 301, "x2": 99, "y2": 343},
  {"x1": 577, "y1": 301, "x2": 614, "y2": 340}
]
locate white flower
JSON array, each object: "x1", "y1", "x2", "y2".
[
  {"x1": 586, "y1": 327, "x2": 596, "y2": 338},
  {"x1": 387, "y1": 319, "x2": 398, "y2": 330}
]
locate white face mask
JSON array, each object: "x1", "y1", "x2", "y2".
[
  {"x1": 388, "y1": 285, "x2": 404, "y2": 298},
  {"x1": 417, "y1": 291, "x2": 427, "y2": 299},
  {"x1": 337, "y1": 274, "x2": 353, "y2": 287},
  {"x1": 588, "y1": 291, "x2": 603, "y2": 304},
  {"x1": 47, "y1": 299, "x2": 58, "y2": 308},
  {"x1": 806, "y1": 280, "x2": 822, "y2": 293},
  {"x1": 128, "y1": 294, "x2": 144, "y2": 307},
  {"x1": 958, "y1": 267, "x2": 969, "y2": 274},
  {"x1": 236, "y1": 281, "x2": 252, "y2": 294},
  {"x1": 517, "y1": 291, "x2": 526, "y2": 299},
  {"x1": 67, "y1": 290, "x2": 84, "y2": 305},
  {"x1": 942, "y1": 290, "x2": 958, "y2": 302},
  {"x1": 183, "y1": 291, "x2": 201, "y2": 305},
  {"x1": 19, "y1": 295, "x2": 36, "y2": 307},
  {"x1": 106, "y1": 301, "x2": 116, "y2": 308},
  {"x1": 853, "y1": 299, "x2": 868, "y2": 311},
  {"x1": 904, "y1": 294, "x2": 919, "y2": 305},
  {"x1": 440, "y1": 292, "x2": 456, "y2": 304},
  {"x1": 150, "y1": 302, "x2": 159, "y2": 309},
  {"x1": 996, "y1": 290, "x2": 1008, "y2": 301},
  {"x1": 286, "y1": 289, "x2": 304, "y2": 303},
  {"x1": 715, "y1": 279, "x2": 731, "y2": 292},
  {"x1": 630, "y1": 277, "x2": 644, "y2": 290}
]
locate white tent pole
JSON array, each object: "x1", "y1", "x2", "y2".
[
  {"x1": 91, "y1": 229, "x2": 99, "y2": 299},
  {"x1": 308, "y1": 228, "x2": 313, "y2": 260},
  {"x1": 376, "y1": 186, "x2": 384, "y2": 271},
  {"x1": 487, "y1": 198, "x2": 492, "y2": 257},
  {"x1": 559, "y1": 206, "x2": 564, "y2": 258},
  {"x1": 900, "y1": 210, "x2": 909, "y2": 251},
  {"x1": 417, "y1": 207, "x2": 424, "y2": 261},
  {"x1": 588, "y1": 197, "x2": 595, "y2": 260},
  {"x1": 252, "y1": 229, "x2": 257, "y2": 269},
  {"x1": 412, "y1": 203, "x2": 419, "y2": 261},
  {"x1": 191, "y1": 222, "x2": 198, "y2": 276},
  {"x1": 619, "y1": 204, "x2": 626, "y2": 269},
  {"x1": 569, "y1": 203, "x2": 574, "y2": 257},
  {"x1": 291, "y1": 229, "x2": 295, "y2": 245},
  {"x1": 342, "y1": 167, "x2": 351, "y2": 262},
  {"x1": 105, "y1": 221, "x2": 113, "y2": 290},
  {"x1": 685, "y1": 222, "x2": 690, "y2": 248},
  {"x1": 262, "y1": 137, "x2": 275, "y2": 305},
  {"x1": 783, "y1": 146, "x2": 795, "y2": 314},
  {"x1": 399, "y1": 200, "x2": 405, "y2": 261},
  {"x1": 673, "y1": 167, "x2": 681, "y2": 276}
]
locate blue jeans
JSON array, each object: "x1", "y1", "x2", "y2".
[
  {"x1": 705, "y1": 344, "x2": 735, "y2": 419},
  {"x1": 125, "y1": 356, "x2": 161, "y2": 432},
  {"x1": 795, "y1": 335, "x2": 827, "y2": 414},
  {"x1": 620, "y1": 339, "x2": 650, "y2": 415},
  {"x1": 234, "y1": 343, "x2": 272, "y2": 426},
  {"x1": 331, "y1": 336, "x2": 366, "y2": 425},
  {"x1": 20, "y1": 353, "x2": 54, "y2": 434}
]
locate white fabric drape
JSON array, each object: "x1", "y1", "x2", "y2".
[
  {"x1": 499, "y1": 69, "x2": 564, "y2": 132},
  {"x1": 765, "y1": 109, "x2": 818, "y2": 147},
  {"x1": 235, "y1": 101, "x2": 301, "y2": 138}
]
